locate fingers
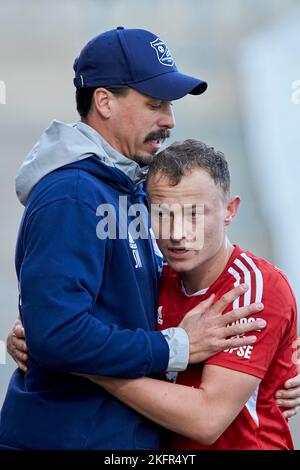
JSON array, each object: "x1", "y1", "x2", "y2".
[
  {"x1": 6, "y1": 320, "x2": 29, "y2": 372},
  {"x1": 7, "y1": 334, "x2": 29, "y2": 365},
  {"x1": 283, "y1": 375, "x2": 300, "y2": 389},
  {"x1": 222, "y1": 334, "x2": 257, "y2": 350},
  {"x1": 283, "y1": 407, "x2": 299, "y2": 420},
  {"x1": 220, "y1": 302, "x2": 265, "y2": 327},
  {"x1": 276, "y1": 387, "x2": 300, "y2": 400},
  {"x1": 13, "y1": 324, "x2": 26, "y2": 340},
  {"x1": 12, "y1": 347, "x2": 28, "y2": 364},
  {"x1": 209, "y1": 284, "x2": 248, "y2": 316},
  {"x1": 276, "y1": 380, "x2": 300, "y2": 413},
  {"x1": 6, "y1": 334, "x2": 28, "y2": 372},
  {"x1": 11, "y1": 335, "x2": 28, "y2": 353},
  {"x1": 276, "y1": 398, "x2": 300, "y2": 410},
  {"x1": 222, "y1": 317, "x2": 266, "y2": 339}
]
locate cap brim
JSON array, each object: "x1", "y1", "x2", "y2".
[{"x1": 129, "y1": 71, "x2": 207, "y2": 101}]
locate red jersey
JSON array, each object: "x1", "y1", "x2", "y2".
[{"x1": 157, "y1": 245, "x2": 297, "y2": 450}]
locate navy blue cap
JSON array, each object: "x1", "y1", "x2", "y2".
[{"x1": 73, "y1": 27, "x2": 207, "y2": 100}]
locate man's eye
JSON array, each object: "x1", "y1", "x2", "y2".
[{"x1": 150, "y1": 103, "x2": 162, "y2": 109}]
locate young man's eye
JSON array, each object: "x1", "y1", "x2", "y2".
[
  {"x1": 159, "y1": 212, "x2": 170, "y2": 219},
  {"x1": 183, "y1": 212, "x2": 203, "y2": 221}
]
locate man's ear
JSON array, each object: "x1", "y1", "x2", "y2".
[
  {"x1": 93, "y1": 88, "x2": 113, "y2": 119},
  {"x1": 224, "y1": 196, "x2": 241, "y2": 226}
]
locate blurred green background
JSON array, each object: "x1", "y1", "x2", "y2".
[{"x1": 0, "y1": 0, "x2": 299, "y2": 449}]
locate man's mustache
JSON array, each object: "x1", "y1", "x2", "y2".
[{"x1": 144, "y1": 129, "x2": 171, "y2": 143}]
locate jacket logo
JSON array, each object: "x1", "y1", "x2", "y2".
[
  {"x1": 157, "y1": 306, "x2": 163, "y2": 325},
  {"x1": 150, "y1": 38, "x2": 175, "y2": 67},
  {"x1": 128, "y1": 231, "x2": 142, "y2": 268}
]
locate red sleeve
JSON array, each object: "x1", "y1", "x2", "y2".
[{"x1": 206, "y1": 271, "x2": 297, "y2": 379}]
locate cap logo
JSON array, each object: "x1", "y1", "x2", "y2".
[{"x1": 150, "y1": 38, "x2": 174, "y2": 67}]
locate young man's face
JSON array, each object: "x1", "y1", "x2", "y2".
[
  {"x1": 108, "y1": 89, "x2": 175, "y2": 165},
  {"x1": 147, "y1": 168, "x2": 239, "y2": 274}
]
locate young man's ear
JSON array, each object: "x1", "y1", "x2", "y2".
[
  {"x1": 93, "y1": 88, "x2": 113, "y2": 119},
  {"x1": 224, "y1": 196, "x2": 241, "y2": 226}
]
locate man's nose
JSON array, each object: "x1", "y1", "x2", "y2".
[{"x1": 159, "y1": 105, "x2": 175, "y2": 129}]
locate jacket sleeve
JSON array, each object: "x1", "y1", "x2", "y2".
[{"x1": 19, "y1": 197, "x2": 169, "y2": 378}]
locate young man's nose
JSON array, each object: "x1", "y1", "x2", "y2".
[{"x1": 170, "y1": 217, "x2": 186, "y2": 241}]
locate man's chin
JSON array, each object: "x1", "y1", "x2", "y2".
[{"x1": 133, "y1": 153, "x2": 155, "y2": 166}]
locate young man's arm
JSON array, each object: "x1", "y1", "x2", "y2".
[
  {"x1": 84, "y1": 271, "x2": 298, "y2": 442},
  {"x1": 7, "y1": 319, "x2": 300, "y2": 418},
  {"x1": 85, "y1": 365, "x2": 260, "y2": 445}
]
